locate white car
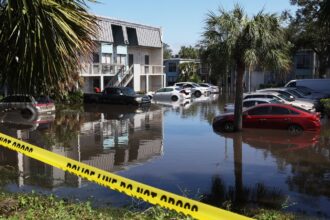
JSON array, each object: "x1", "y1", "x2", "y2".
[
  {"x1": 174, "y1": 82, "x2": 211, "y2": 97},
  {"x1": 256, "y1": 88, "x2": 316, "y2": 104},
  {"x1": 149, "y1": 86, "x2": 191, "y2": 101},
  {"x1": 224, "y1": 98, "x2": 280, "y2": 112},
  {"x1": 198, "y1": 83, "x2": 219, "y2": 93},
  {"x1": 243, "y1": 92, "x2": 316, "y2": 112}
]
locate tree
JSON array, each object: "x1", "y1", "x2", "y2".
[
  {"x1": 178, "y1": 62, "x2": 201, "y2": 82},
  {"x1": 0, "y1": 0, "x2": 98, "y2": 97},
  {"x1": 203, "y1": 5, "x2": 291, "y2": 131},
  {"x1": 178, "y1": 45, "x2": 199, "y2": 59},
  {"x1": 288, "y1": 0, "x2": 330, "y2": 78},
  {"x1": 163, "y1": 43, "x2": 172, "y2": 59}
]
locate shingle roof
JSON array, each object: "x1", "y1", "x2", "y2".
[{"x1": 94, "y1": 16, "x2": 162, "y2": 48}]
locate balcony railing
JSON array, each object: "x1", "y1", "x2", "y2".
[
  {"x1": 81, "y1": 63, "x2": 126, "y2": 75},
  {"x1": 140, "y1": 65, "x2": 164, "y2": 75}
]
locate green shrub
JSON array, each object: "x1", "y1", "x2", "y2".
[{"x1": 320, "y1": 98, "x2": 330, "y2": 117}]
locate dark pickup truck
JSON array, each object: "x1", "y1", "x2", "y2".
[{"x1": 83, "y1": 87, "x2": 151, "y2": 105}]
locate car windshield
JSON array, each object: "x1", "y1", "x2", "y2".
[
  {"x1": 192, "y1": 83, "x2": 200, "y2": 87},
  {"x1": 296, "y1": 86, "x2": 315, "y2": 95},
  {"x1": 269, "y1": 99, "x2": 281, "y2": 103},
  {"x1": 288, "y1": 89, "x2": 304, "y2": 98},
  {"x1": 277, "y1": 93, "x2": 291, "y2": 102}
]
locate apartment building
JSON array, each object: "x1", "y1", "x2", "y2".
[{"x1": 80, "y1": 16, "x2": 166, "y2": 93}]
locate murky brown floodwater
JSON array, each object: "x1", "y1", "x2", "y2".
[{"x1": 0, "y1": 94, "x2": 330, "y2": 218}]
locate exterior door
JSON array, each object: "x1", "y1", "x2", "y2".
[
  {"x1": 128, "y1": 54, "x2": 133, "y2": 67},
  {"x1": 145, "y1": 55, "x2": 149, "y2": 74}
]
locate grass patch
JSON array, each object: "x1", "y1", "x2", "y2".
[{"x1": 0, "y1": 191, "x2": 299, "y2": 220}]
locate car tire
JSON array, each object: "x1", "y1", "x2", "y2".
[
  {"x1": 288, "y1": 124, "x2": 303, "y2": 135},
  {"x1": 148, "y1": 95, "x2": 153, "y2": 100},
  {"x1": 194, "y1": 91, "x2": 202, "y2": 98},
  {"x1": 21, "y1": 108, "x2": 37, "y2": 121},
  {"x1": 223, "y1": 121, "x2": 234, "y2": 132},
  {"x1": 171, "y1": 95, "x2": 179, "y2": 101}
]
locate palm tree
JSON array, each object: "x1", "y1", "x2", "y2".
[
  {"x1": 202, "y1": 5, "x2": 291, "y2": 131},
  {"x1": 0, "y1": 0, "x2": 97, "y2": 97}
]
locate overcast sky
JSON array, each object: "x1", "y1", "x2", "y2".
[{"x1": 88, "y1": 0, "x2": 296, "y2": 54}]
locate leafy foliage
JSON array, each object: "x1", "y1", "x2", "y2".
[
  {"x1": 0, "y1": 0, "x2": 98, "y2": 97},
  {"x1": 202, "y1": 5, "x2": 291, "y2": 131},
  {"x1": 287, "y1": 0, "x2": 330, "y2": 77},
  {"x1": 178, "y1": 62, "x2": 201, "y2": 82},
  {"x1": 178, "y1": 46, "x2": 199, "y2": 59},
  {"x1": 163, "y1": 43, "x2": 172, "y2": 59}
]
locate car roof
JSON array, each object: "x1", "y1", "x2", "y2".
[
  {"x1": 244, "y1": 103, "x2": 310, "y2": 113},
  {"x1": 257, "y1": 87, "x2": 288, "y2": 92},
  {"x1": 244, "y1": 92, "x2": 280, "y2": 96},
  {"x1": 243, "y1": 98, "x2": 275, "y2": 102}
]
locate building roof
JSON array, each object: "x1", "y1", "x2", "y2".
[{"x1": 94, "y1": 16, "x2": 162, "y2": 48}]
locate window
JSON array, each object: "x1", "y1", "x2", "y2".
[
  {"x1": 93, "y1": 53, "x2": 99, "y2": 63},
  {"x1": 296, "y1": 54, "x2": 311, "y2": 69},
  {"x1": 270, "y1": 106, "x2": 290, "y2": 115},
  {"x1": 156, "y1": 88, "x2": 167, "y2": 93},
  {"x1": 169, "y1": 63, "x2": 177, "y2": 72},
  {"x1": 101, "y1": 53, "x2": 112, "y2": 64},
  {"x1": 286, "y1": 82, "x2": 296, "y2": 87},
  {"x1": 116, "y1": 54, "x2": 126, "y2": 65},
  {"x1": 243, "y1": 101, "x2": 256, "y2": 108},
  {"x1": 248, "y1": 106, "x2": 270, "y2": 115}
]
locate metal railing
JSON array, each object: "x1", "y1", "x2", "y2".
[
  {"x1": 81, "y1": 63, "x2": 126, "y2": 75},
  {"x1": 140, "y1": 65, "x2": 164, "y2": 75}
]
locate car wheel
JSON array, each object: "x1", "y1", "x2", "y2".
[
  {"x1": 194, "y1": 91, "x2": 202, "y2": 98},
  {"x1": 171, "y1": 95, "x2": 178, "y2": 101},
  {"x1": 21, "y1": 108, "x2": 37, "y2": 121},
  {"x1": 288, "y1": 124, "x2": 303, "y2": 135},
  {"x1": 148, "y1": 95, "x2": 153, "y2": 100},
  {"x1": 223, "y1": 121, "x2": 234, "y2": 132}
]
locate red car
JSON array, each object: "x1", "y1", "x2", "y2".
[{"x1": 213, "y1": 104, "x2": 321, "y2": 133}]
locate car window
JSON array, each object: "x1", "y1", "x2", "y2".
[
  {"x1": 123, "y1": 88, "x2": 135, "y2": 96},
  {"x1": 156, "y1": 88, "x2": 166, "y2": 93},
  {"x1": 247, "y1": 106, "x2": 270, "y2": 115},
  {"x1": 243, "y1": 101, "x2": 256, "y2": 108},
  {"x1": 287, "y1": 82, "x2": 296, "y2": 87},
  {"x1": 270, "y1": 106, "x2": 290, "y2": 115},
  {"x1": 165, "y1": 88, "x2": 173, "y2": 92},
  {"x1": 183, "y1": 84, "x2": 193, "y2": 88},
  {"x1": 175, "y1": 83, "x2": 184, "y2": 87},
  {"x1": 256, "y1": 101, "x2": 267, "y2": 104},
  {"x1": 289, "y1": 110, "x2": 300, "y2": 115}
]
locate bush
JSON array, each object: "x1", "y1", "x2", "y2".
[
  {"x1": 320, "y1": 98, "x2": 330, "y2": 117},
  {"x1": 57, "y1": 90, "x2": 83, "y2": 105}
]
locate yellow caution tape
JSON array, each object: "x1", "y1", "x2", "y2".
[{"x1": 0, "y1": 132, "x2": 252, "y2": 220}]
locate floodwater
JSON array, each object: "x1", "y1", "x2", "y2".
[{"x1": 1, "y1": 94, "x2": 330, "y2": 219}]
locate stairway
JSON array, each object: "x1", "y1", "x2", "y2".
[{"x1": 106, "y1": 65, "x2": 134, "y2": 88}]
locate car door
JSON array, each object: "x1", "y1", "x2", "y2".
[
  {"x1": 153, "y1": 88, "x2": 166, "y2": 100},
  {"x1": 264, "y1": 106, "x2": 291, "y2": 129},
  {"x1": 244, "y1": 106, "x2": 271, "y2": 129}
]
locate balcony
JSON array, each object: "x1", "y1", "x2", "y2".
[
  {"x1": 140, "y1": 65, "x2": 164, "y2": 75},
  {"x1": 80, "y1": 63, "x2": 126, "y2": 76}
]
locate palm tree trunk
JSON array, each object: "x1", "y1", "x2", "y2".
[
  {"x1": 234, "y1": 62, "x2": 245, "y2": 131},
  {"x1": 234, "y1": 133, "x2": 243, "y2": 205}
]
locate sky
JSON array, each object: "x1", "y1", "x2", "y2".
[{"x1": 87, "y1": 0, "x2": 297, "y2": 54}]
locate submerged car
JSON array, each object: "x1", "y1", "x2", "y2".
[
  {"x1": 213, "y1": 103, "x2": 321, "y2": 133},
  {"x1": 0, "y1": 94, "x2": 55, "y2": 116},
  {"x1": 243, "y1": 91, "x2": 316, "y2": 112},
  {"x1": 148, "y1": 86, "x2": 191, "y2": 101},
  {"x1": 84, "y1": 87, "x2": 150, "y2": 105},
  {"x1": 174, "y1": 82, "x2": 211, "y2": 97},
  {"x1": 224, "y1": 98, "x2": 280, "y2": 112},
  {"x1": 198, "y1": 83, "x2": 219, "y2": 93}
]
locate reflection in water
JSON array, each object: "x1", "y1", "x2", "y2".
[
  {"x1": 0, "y1": 104, "x2": 163, "y2": 190},
  {"x1": 1, "y1": 95, "x2": 330, "y2": 218},
  {"x1": 213, "y1": 126, "x2": 330, "y2": 217}
]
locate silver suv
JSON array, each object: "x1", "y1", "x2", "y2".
[{"x1": 0, "y1": 94, "x2": 55, "y2": 116}]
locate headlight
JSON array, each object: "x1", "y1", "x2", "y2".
[{"x1": 135, "y1": 97, "x2": 142, "y2": 102}]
